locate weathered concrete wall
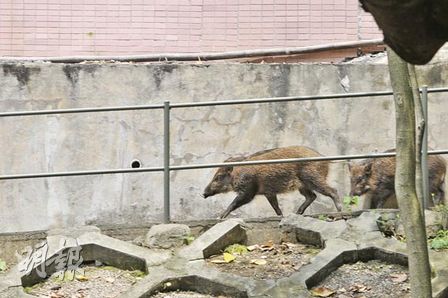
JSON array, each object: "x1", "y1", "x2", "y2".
[{"x1": 1, "y1": 61, "x2": 448, "y2": 233}]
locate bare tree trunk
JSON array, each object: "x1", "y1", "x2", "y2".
[
  {"x1": 408, "y1": 64, "x2": 425, "y2": 212},
  {"x1": 387, "y1": 47, "x2": 432, "y2": 298}
]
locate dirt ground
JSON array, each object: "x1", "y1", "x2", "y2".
[
  {"x1": 25, "y1": 264, "x2": 145, "y2": 298},
  {"x1": 151, "y1": 291, "x2": 230, "y2": 298},
  {"x1": 312, "y1": 260, "x2": 410, "y2": 298},
  {"x1": 206, "y1": 241, "x2": 321, "y2": 280}
]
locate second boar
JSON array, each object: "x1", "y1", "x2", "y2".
[
  {"x1": 349, "y1": 150, "x2": 446, "y2": 208},
  {"x1": 202, "y1": 146, "x2": 342, "y2": 218}
]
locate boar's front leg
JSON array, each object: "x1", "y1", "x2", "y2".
[
  {"x1": 264, "y1": 193, "x2": 283, "y2": 216},
  {"x1": 431, "y1": 187, "x2": 445, "y2": 206},
  {"x1": 371, "y1": 187, "x2": 394, "y2": 209},
  {"x1": 220, "y1": 190, "x2": 256, "y2": 219}
]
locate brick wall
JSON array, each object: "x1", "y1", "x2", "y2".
[{"x1": 0, "y1": 0, "x2": 382, "y2": 57}]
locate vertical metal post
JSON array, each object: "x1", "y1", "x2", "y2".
[
  {"x1": 163, "y1": 100, "x2": 171, "y2": 223},
  {"x1": 421, "y1": 86, "x2": 429, "y2": 210}
]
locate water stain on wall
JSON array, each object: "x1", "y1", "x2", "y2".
[{"x1": 2, "y1": 64, "x2": 41, "y2": 88}]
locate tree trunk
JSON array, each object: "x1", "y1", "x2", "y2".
[
  {"x1": 387, "y1": 47, "x2": 432, "y2": 297},
  {"x1": 408, "y1": 64, "x2": 425, "y2": 212}
]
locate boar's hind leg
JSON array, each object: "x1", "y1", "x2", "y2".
[
  {"x1": 264, "y1": 193, "x2": 283, "y2": 216},
  {"x1": 296, "y1": 187, "x2": 317, "y2": 214},
  {"x1": 220, "y1": 191, "x2": 256, "y2": 219},
  {"x1": 307, "y1": 180, "x2": 342, "y2": 212}
]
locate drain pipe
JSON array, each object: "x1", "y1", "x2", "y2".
[{"x1": 0, "y1": 39, "x2": 383, "y2": 63}]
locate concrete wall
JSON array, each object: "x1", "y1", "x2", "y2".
[{"x1": 1, "y1": 60, "x2": 448, "y2": 233}]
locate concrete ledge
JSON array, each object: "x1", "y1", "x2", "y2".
[
  {"x1": 280, "y1": 214, "x2": 347, "y2": 247},
  {"x1": 305, "y1": 246, "x2": 408, "y2": 289},
  {"x1": 143, "y1": 275, "x2": 249, "y2": 298},
  {"x1": 4, "y1": 214, "x2": 448, "y2": 297}
]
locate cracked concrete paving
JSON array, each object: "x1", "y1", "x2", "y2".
[{"x1": 1, "y1": 212, "x2": 447, "y2": 297}]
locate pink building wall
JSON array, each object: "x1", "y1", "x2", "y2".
[{"x1": 0, "y1": 0, "x2": 381, "y2": 57}]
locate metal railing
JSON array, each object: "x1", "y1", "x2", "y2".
[{"x1": 1, "y1": 86, "x2": 448, "y2": 223}]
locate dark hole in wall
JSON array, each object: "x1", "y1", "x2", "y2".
[{"x1": 131, "y1": 160, "x2": 142, "y2": 168}]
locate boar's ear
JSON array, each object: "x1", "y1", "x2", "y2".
[
  {"x1": 364, "y1": 162, "x2": 372, "y2": 176},
  {"x1": 223, "y1": 156, "x2": 245, "y2": 173},
  {"x1": 223, "y1": 166, "x2": 233, "y2": 174}
]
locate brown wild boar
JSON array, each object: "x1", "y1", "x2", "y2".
[
  {"x1": 349, "y1": 149, "x2": 446, "y2": 209},
  {"x1": 202, "y1": 146, "x2": 342, "y2": 218}
]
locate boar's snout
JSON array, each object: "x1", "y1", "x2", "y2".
[
  {"x1": 350, "y1": 184, "x2": 370, "y2": 197},
  {"x1": 202, "y1": 186, "x2": 215, "y2": 198}
]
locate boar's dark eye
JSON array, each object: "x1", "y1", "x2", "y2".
[{"x1": 356, "y1": 176, "x2": 363, "y2": 183}]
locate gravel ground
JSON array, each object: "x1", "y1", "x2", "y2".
[
  {"x1": 151, "y1": 291, "x2": 230, "y2": 298},
  {"x1": 25, "y1": 265, "x2": 145, "y2": 298},
  {"x1": 313, "y1": 260, "x2": 410, "y2": 298},
  {"x1": 207, "y1": 242, "x2": 321, "y2": 280}
]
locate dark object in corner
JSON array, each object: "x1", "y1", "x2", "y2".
[{"x1": 360, "y1": 0, "x2": 448, "y2": 64}]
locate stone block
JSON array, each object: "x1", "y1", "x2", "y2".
[
  {"x1": 144, "y1": 224, "x2": 191, "y2": 249},
  {"x1": 280, "y1": 214, "x2": 347, "y2": 247},
  {"x1": 179, "y1": 219, "x2": 247, "y2": 260}
]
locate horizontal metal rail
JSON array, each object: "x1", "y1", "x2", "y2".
[
  {"x1": 0, "y1": 166, "x2": 164, "y2": 180},
  {"x1": 2, "y1": 149, "x2": 448, "y2": 181},
  {"x1": 0, "y1": 39, "x2": 384, "y2": 63},
  {"x1": 0, "y1": 103, "x2": 165, "y2": 118},
  {"x1": 1, "y1": 87, "x2": 447, "y2": 118},
  {"x1": 427, "y1": 87, "x2": 448, "y2": 94}
]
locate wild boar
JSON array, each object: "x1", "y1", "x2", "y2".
[
  {"x1": 202, "y1": 146, "x2": 342, "y2": 218},
  {"x1": 349, "y1": 150, "x2": 446, "y2": 209}
]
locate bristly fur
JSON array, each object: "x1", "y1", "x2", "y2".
[
  {"x1": 349, "y1": 149, "x2": 446, "y2": 208},
  {"x1": 203, "y1": 146, "x2": 341, "y2": 218}
]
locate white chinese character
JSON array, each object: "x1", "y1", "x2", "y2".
[{"x1": 18, "y1": 241, "x2": 49, "y2": 277}]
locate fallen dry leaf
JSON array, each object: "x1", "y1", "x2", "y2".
[
  {"x1": 310, "y1": 286, "x2": 335, "y2": 297},
  {"x1": 223, "y1": 252, "x2": 236, "y2": 263},
  {"x1": 210, "y1": 259, "x2": 227, "y2": 264},
  {"x1": 75, "y1": 275, "x2": 89, "y2": 282},
  {"x1": 250, "y1": 259, "x2": 267, "y2": 265},
  {"x1": 283, "y1": 242, "x2": 298, "y2": 249},
  {"x1": 246, "y1": 244, "x2": 259, "y2": 251},
  {"x1": 338, "y1": 287, "x2": 347, "y2": 293},
  {"x1": 349, "y1": 284, "x2": 370, "y2": 293},
  {"x1": 390, "y1": 273, "x2": 408, "y2": 283},
  {"x1": 261, "y1": 240, "x2": 274, "y2": 251}
]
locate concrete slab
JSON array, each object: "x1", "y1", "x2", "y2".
[
  {"x1": 121, "y1": 267, "x2": 179, "y2": 298},
  {"x1": 179, "y1": 219, "x2": 247, "y2": 260},
  {"x1": 19, "y1": 228, "x2": 172, "y2": 287},
  {"x1": 187, "y1": 260, "x2": 275, "y2": 297},
  {"x1": 429, "y1": 250, "x2": 448, "y2": 297},
  {"x1": 78, "y1": 232, "x2": 172, "y2": 267}
]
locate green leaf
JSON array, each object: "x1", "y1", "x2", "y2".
[
  {"x1": 430, "y1": 230, "x2": 448, "y2": 250},
  {"x1": 183, "y1": 235, "x2": 195, "y2": 245},
  {"x1": 0, "y1": 259, "x2": 6, "y2": 271},
  {"x1": 318, "y1": 214, "x2": 328, "y2": 221},
  {"x1": 343, "y1": 196, "x2": 352, "y2": 206},
  {"x1": 224, "y1": 244, "x2": 248, "y2": 255}
]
